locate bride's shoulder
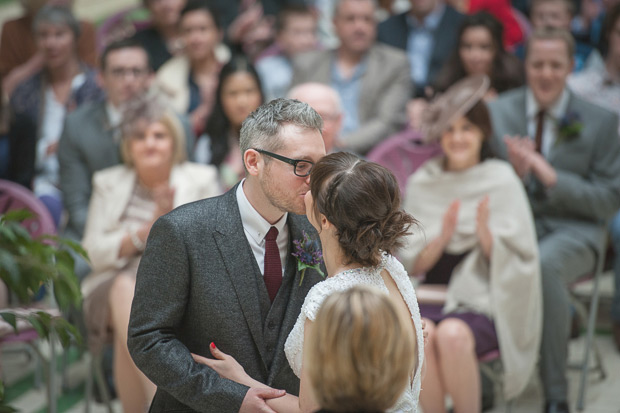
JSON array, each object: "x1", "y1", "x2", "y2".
[{"x1": 301, "y1": 278, "x2": 340, "y2": 321}]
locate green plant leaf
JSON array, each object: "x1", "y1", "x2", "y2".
[
  {"x1": 0, "y1": 250, "x2": 19, "y2": 286},
  {"x1": 1, "y1": 209, "x2": 35, "y2": 222},
  {"x1": 0, "y1": 312, "x2": 17, "y2": 331}
]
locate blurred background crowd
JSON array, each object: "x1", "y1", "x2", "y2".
[{"x1": 1, "y1": 0, "x2": 620, "y2": 412}]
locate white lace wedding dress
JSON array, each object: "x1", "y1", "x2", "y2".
[{"x1": 284, "y1": 254, "x2": 424, "y2": 413}]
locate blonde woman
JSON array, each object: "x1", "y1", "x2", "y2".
[
  {"x1": 81, "y1": 98, "x2": 220, "y2": 412},
  {"x1": 307, "y1": 285, "x2": 416, "y2": 413}
]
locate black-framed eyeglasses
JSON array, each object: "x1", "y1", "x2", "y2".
[{"x1": 253, "y1": 149, "x2": 314, "y2": 177}]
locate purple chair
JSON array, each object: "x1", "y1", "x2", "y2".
[
  {"x1": 367, "y1": 129, "x2": 442, "y2": 197},
  {"x1": 0, "y1": 179, "x2": 56, "y2": 238}
]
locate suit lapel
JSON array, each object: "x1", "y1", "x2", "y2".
[
  {"x1": 359, "y1": 47, "x2": 379, "y2": 120},
  {"x1": 212, "y1": 187, "x2": 268, "y2": 367}
]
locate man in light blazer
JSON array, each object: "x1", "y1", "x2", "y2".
[
  {"x1": 291, "y1": 0, "x2": 411, "y2": 155},
  {"x1": 488, "y1": 28, "x2": 620, "y2": 413},
  {"x1": 128, "y1": 99, "x2": 327, "y2": 412}
]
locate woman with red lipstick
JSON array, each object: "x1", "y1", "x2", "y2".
[
  {"x1": 400, "y1": 75, "x2": 541, "y2": 412},
  {"x1": 81, "y1": 97, "x2": 220, "y2": 413}
]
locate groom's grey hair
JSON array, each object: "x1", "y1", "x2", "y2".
[{"x1": 240, "y1": 98, "x2": 323, "y2": 157}]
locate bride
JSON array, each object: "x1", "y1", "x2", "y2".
[{"x1": 193, "y1": 152, "x2": 425, "y2": 412}]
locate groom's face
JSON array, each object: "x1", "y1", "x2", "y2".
[{"x1": 260, "y1": 123, "x2": 325, "y2": 215}]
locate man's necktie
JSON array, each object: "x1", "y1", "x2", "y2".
[
  {"x1": 535, "y1": 110, "x2": 546, "y2": 154},
  {"x1": 263, "y1": 227, "x2": 282, "y2": 302}
]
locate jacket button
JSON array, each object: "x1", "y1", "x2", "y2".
[{"x1": 268, "y1": 321, "x2": 276, "y2": 330}]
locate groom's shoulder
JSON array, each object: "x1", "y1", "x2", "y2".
[{"x1": 165, "y1": 189, "x2": 237, "y2": 228}]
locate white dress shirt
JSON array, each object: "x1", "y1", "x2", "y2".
[
  {"x1": 236, "y1": 180, "x2": 289, "y2": 276},
  {"x1": 526, "y1": 88, "x2": 570, "y2": 158}
]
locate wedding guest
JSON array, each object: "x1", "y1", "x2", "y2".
[
  {"x1": 191, "y1": 151, "x2": 425, "y2": 412},
  {"x1": 132, "y1": 0, "x2": 186, "y2": 71},
  {"x1": 292, "y1": 0, "x2": 411, "y2": 155},
  {"x1": 434, "y1": 12, "x2": 524, "y2": 98},
  {"x1": 255, "y1": 5, "x2": 318, "y2": 101},
  {"x1": 287, "y1": 82, "x2": 343, "y2": 153},
  {"x1": 128, "y1": 99, "x2": 327, "y2": 412},
  {"x1": 8, "y1": 5, "x2": 103, "y2": 227},
  {"x1": 569, "y1": 3, "x2": 620, "y2": 351},
  {"x1": 58, "y1": 39, "x2": 153, "y2": 244},
  {"x1": 156, "y1": 0, "x2": 229, "y2": 136},
  {"x1": 488, "y1": 27, "x2": 620, "y2": 413},
  {"x1": 194, "y1": 55, "x2": 264, "y2": 189},
  {"x1": 377, "y1": 0, "x2": 465, "y2": 97},
  {"x1": 307, "y1": 286, "x2": 416, "y2": 413},
  {"x1": 446, "y1": 0, "x2": 524, "y2": 49},
  {"x1": 400, "y1": 75, "x2": 541, "y2": 413},
  {"x1": 81, "y1": 98, "x2": 220, "y2": 413},
  {"x1": 0, "y1": 0, "x2": 97, "y2": 97},
  {"x1": 514, "y1": 0, "x2": 605, "y2": 72}
]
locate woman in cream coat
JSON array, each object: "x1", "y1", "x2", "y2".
[{"x1": 81, "y1": 101, "x2": 220, "y2": 412}]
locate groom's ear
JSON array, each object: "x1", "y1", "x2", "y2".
[{"x1": 244, "y1": 149, "x2": 261, "y2": 176}]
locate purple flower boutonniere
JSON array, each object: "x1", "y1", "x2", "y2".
[
  {"x1": 556, "y1": 111, "x2": 583, "y2": 144},
  {"x1": 292, "y1": 231, "x2": 325, "y2": 286}
]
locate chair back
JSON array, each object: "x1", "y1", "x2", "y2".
[
  {"x1": 0, "y1": 180, "x2": 56, "y2": 238},
  {"x1": 367, "y1": 129, "x2": 442, "y2": 196}
]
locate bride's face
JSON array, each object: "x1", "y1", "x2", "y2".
[{"x1": 304, "y1": 190, "x2": 320, "y2": 230}]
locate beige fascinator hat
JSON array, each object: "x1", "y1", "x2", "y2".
[{"x1": 421, "y1": 75, "x2": 491, "y2": 142}]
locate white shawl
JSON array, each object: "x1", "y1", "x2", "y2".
[{"x1": 400, "y1": 158, "x2": 542, "y2": 400}]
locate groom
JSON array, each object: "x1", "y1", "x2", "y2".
[{"x1": 127, "y1": 99, "x2": 327, "y2": 412}]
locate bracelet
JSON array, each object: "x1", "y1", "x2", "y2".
[{"x1": 129, "y1": 230, "x2": 146, "y2": 252}]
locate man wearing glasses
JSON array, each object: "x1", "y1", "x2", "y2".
[{"x1": 128, "y1": 98, "x2": 327, "y2": 412}]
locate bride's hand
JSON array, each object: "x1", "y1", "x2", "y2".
[{"x1": 192, "y1": 343, "x2": 253, "y2": 386}]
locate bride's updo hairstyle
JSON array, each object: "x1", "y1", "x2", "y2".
[{"x1": 310, "y1": 152, "x2": 416, "y2": 267}]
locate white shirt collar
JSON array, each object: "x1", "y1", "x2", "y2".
[
  {"x1": 236, "y1": 179, "x2": 288, "y2": 245},
  {"x1": 106, "y1": 102, "x2": 123, "y2": 128},
  {"x1": 526, "y1": 87, "x2": 571, "y2": 121}
]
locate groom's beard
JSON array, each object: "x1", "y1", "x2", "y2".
[{"x1": 260, "y1": 168, "x2": 308, "y2": 216}]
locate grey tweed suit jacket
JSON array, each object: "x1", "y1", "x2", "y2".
[
  {"x1": 127, "y1": 185, "x2": 324, "y2": 412},
  {"x1": 488, "y1": 87, "x2": 620, "y2": 252}
]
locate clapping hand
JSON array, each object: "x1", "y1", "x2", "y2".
[
  {"x1": 153, "y1": 185, "x2": 175, "y2": 218},
  {"x1": 439, "y1": 200, "x2": 460, "y2": 246},
  {"x1": 504, "y1": 135, "x2": 557, "y2": 188},
  {"x1": 504, "y1": 135, "x2": 534, "y2": 179},
  {"x1": 476, "y1": 196, "x2": 492, "y2": 259}
]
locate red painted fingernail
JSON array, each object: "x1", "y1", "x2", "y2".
[{"x1": 210, "y1": 342, "x2": 215, "y2": 349}]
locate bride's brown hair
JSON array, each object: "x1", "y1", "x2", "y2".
[{"x1": 310, "y1": 152, "x2": 417, "y2": 267}]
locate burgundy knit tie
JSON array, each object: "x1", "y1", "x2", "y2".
[{"x1": 264, "y1": 227, "x2": 282, "y2": 302}]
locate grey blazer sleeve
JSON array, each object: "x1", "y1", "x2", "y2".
[
  {"x1": 342, "y1": 50, "x2": 411, "y2": 154},
  {"x1": 58, "y1": 115, "x2": 91, "y2": 239},
  {"x1": 127, "y1": 215, "x2": 248, "y2": 411},
  {"x1": 542, "y1": 112, "x2": 620, "y2": 221}
]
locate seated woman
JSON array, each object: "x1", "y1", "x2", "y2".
[
  {"x1": 434, "y1": 12, "x2": 524, "y2": 99},
  {"x1": 81, "y1": 97, "x2": 220, "y2": 413},
  {"x1": 400, "y1": 75, "x2": 541, "y2": 413},
  {"x1": 195, "y1": 55, "x2": 264, "y2": 189},
  {"x1": 8, "y1": 5, "x2": 103, "y2": 226},
  {"x1": 156, "y1": 0, "x2": 229, "y2": 135},
  {"x1": 307, "y1": 285, "x2": 416, "y2": 413},
  {"x1": 193, "y1": 152, "x2": 425, "y2": 412}
]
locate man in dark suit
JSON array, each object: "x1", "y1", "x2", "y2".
[
  {"x1": 128, "y1": 98, "x2": 327, "y2": 412},
  {"x1": 377, "y1": 0, "x2": 464, "y2": 97},
  {"x1": 291, "y1": 0, "x2": 411, "y2": 155},
  {"x1": 58, "y1": 38, "x2": 194, "y2": 248},
  {"x1": 488, "y1": 28, "x2": 620, "y2": 413}
]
